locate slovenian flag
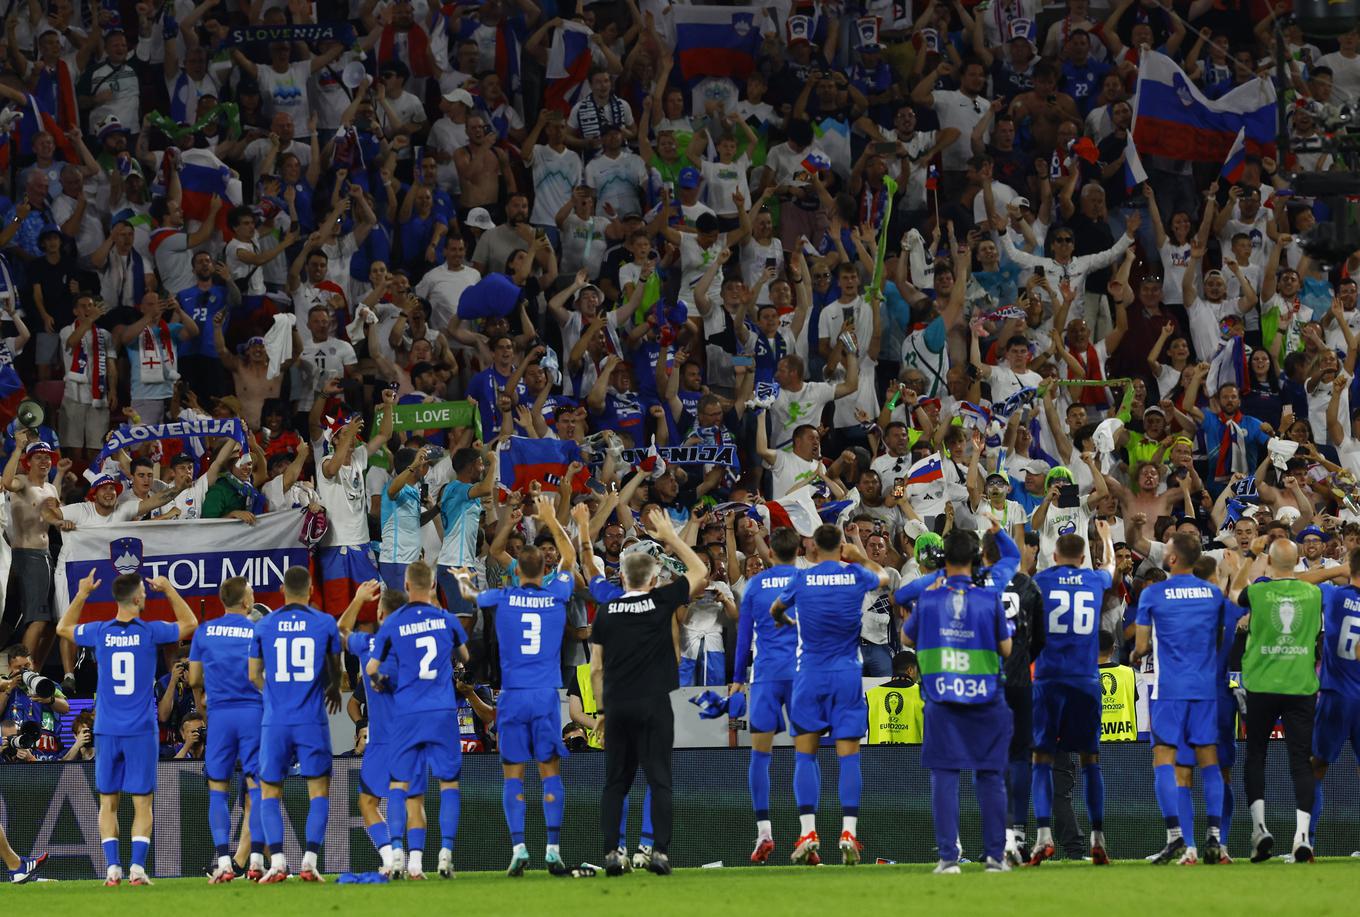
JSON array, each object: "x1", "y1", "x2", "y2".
[
  {"x1": 14, "y1": 91, "x2": 76, "y2": 162},
  {"x1": 906, "y1": 455, "x2": 943, "y2": 485},
  {"x1": 1220, "y1": 126, "x2": 1248, "y2": 184},
  {"x1": 748, "y1": 488, "x2": 822, "y2": 536},
  {"x1": 673, "y1": 5, "x2": 763, "y2": 82},
  {"x1": 1132, "y1": 50, "x2": 1275, "y2": 162},
  {"x1": 0, "y1": 356, "x2": 27, "y2": 430},
  {"x1": 495, "y1": 19, "x2": 523, "y2": 97},
  {"x1": 1207, "y1": 335, "x2": 1250, "y2": 396},
  {"x1": 802, "y1": 150, "x2": 831, "y2": 173},
  {"x1": 178, "y1": 148, "x2": 238, "y2": 239},
  {"x1": 925, "y1": 163, "x2": 939, "y2": 191},
  {"x1": 545, "y1": 21, "x2": 592, "y2": 115},
  {"x1": 499, "y1": 436, "x2": 587, "y2": 493}
]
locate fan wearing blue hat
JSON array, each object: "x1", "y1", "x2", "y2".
[{"x1": 1296, "y1": 525, "x2": 1338, "y2": 572}]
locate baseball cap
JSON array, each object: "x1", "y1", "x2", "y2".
[
  {"x1": 1143, "y1": 404, "x2": 1166, "y2": 416},
  {"x1": 678, "y1": 167, "x2": 701, "y2": 189},
  {"x1": 1013, "y1": 196, "x2": 1032, "y2": 210},
  {"x1": 442, "y1": 88, "x2": 475, "y2": 107},
  {"x1": 985, "y1": 471, "x2": 1009, "y2": 489},
  {"x1": 410, "y1": 360, "x2": 436, "y2": 379},
  {"x1": 170, "y1": 452, "x2": 196, "y2": 467},
  {"x1": 465, "y1": 207, "x2": 496, "y2": 231},
  {"x1": 1022, "y1": 458, "x2": 1050, "y2": 476}
]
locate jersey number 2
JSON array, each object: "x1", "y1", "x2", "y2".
[
  {"x1": 416, "y1": 635, "x2": 439, "y2": 680},
  {"x1": 1048, "y1": 590, "x2": 1095, "y2": 635}
]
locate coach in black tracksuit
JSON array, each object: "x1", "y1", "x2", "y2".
[{"x1": 591, "y1": 510, "x2": 708, "y2": 877}]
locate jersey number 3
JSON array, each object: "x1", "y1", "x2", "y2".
[{"x1": 521, "y1": 612, "x2": 542, "y2": 656}]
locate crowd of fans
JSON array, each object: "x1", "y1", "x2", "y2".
[{"x1": 0, "y1": 0, "x2": 1357, "y2": 762}]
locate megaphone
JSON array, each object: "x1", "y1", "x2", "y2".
[{"x1": 15, "y1": 400, "x2": 43, "y2": 430}]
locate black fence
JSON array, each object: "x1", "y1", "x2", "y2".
[{"x1": 1, "y1": 743, "x2": 1356, "y2": 878}]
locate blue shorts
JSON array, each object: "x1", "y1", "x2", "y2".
[
  {"x1": 749, "y1": 679, "x2": 794, "y2": 735},
  {"x1": 922, "y1": 699, "x2": 1012, "y2": 771},
  {"x1": 204, "y1": 704, "x2": 263, "y2": 782},
  {"x1": 1032, "y1": 680, "x2": 1102, "y2": 755},
  {"x1": 1313, "y1": 690, "x2": 1360, "y2": 764},
  {"x1": 95, "y1": 732, "x2": 158, "y2": 795},
  {"x1": 1150, "y1": 698, "x2": 1217, "y2": 750},
  {"x1": 389, "y1": 710, "x2": 461, "y2": 782},
  {"x1": 497, "y1": 687, "x2": 568, "y2": 765},
  {"x1": 1175, "y1": 692, "x2": 1238, "y2": 768},
  {"x1": 359, "y1": 742, "x2": 428, "y2": 797},
  {"x1": 379, "y1": 562, "x2": 409, "y2": 591},
  {"x1": 259, "y1": 722, "x2": 332, "y2": 783},
  {"x1": 790, "y1": 669, "x2": 867, "y2": 740}
]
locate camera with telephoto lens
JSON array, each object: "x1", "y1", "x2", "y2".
[
  {"x1": 0, "y1": 721, "x2": 40, "y2": 758},
  {"x1": 17, "y1": 670, "x2": 58, "y2": 698},
  {"x1": 564, "y1": 731, "x2": 590, "y2": 754}
]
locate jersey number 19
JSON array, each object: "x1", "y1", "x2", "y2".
[{"x1": 273, "y1": 637, "x2": 315, "y2": 682}]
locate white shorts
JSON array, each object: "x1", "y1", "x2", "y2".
[{"x1": 58, "y1": 401, "x2": 110, "y2": 449}]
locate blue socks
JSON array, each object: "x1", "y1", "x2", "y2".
[
  {"x1": 102, "y1": 837, "x2": 120, "y2": 870},
  {"x1": 543, "y1": 775, "x2": 564, "y2": 846},
  {"x1": 248, "y1": 785, "x2": 263, "y2": 854},
  {"x1": 1177, "y1": 784, "x2": 1196, "y2": 842},
  {"x1": 388, "y1": 787, "x2": 408, "y2": 847},
  {"x1": 794, "y1": 751, "x2": 820, "y2": 814},
  {"x1": 503, "y1": 778, "x2": 527, "y2": 846},
  {"x1": 305, "y1": 796, "x2": 329, "y2": 853},
  {"x1": 1153, "y1": 764, "x2": 1180, "y2": 829},
  {"x1": 131, "y1": 836, "x2": 149, "y2": 870},
  {"x1": 262, "y1": 795, "x2": 285, "y2": 849},
  {"x1": 208, "y1": 788, "x2": 231, "y2": 855},
  {"x1": 1008, "y1": 759, "x2": 1031, "y2": 829},
  {"x1": 749, "y1": 750, "x2": 772, "y2": 821},
  {"x1": 408, "y1": 827, "x2": 425, "y2": 854},
  {"x1": 440, "y1": 787, "x2": 461, "y2": 851},
  {"x1": 640, "y1": 786, "x2": 654, "y2": 848},
  {"x1": 1083, "y1": 763, "x2": 1104, "y2": 830},
  {"x1": 366, "y1": 821, "x2": 390, "y2": 853},
  {"x1": 1201, "y1": 764, "x2": 1223, "y2": 830},
  {"x1": 838, "y1": 753, "x2": 861, "y2": 816},
  {"x1": 930, "y1": 769, "x2": 961, "y2": 862},
  {"x1": 1032, "y1": 762, "x2": 1054, "y2": 826}
]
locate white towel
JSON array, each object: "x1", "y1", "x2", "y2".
[{"x1": 264, "y1": 313, "x2": 296, "y2": 380}]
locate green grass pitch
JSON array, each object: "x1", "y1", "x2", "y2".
[{"x1": 8, "y1": 860, "x2": 1359, "y2": 916}]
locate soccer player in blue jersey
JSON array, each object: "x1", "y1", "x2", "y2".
[
  {"x1": 1310, "y1": 548, "x2": 1360, "y2": 853},
  {"x1": 1133, "y1": 533, "x2": 1231, "y2": 865},
  {"x1": 904, "y1": 530, "x2": 1014, "y2": 874},
  {"x1": 467, "y1": 495, "x2": 575, "y2": 876},
  {"x1": 57, "y1": 570, "x2": 198, "y2": 886},
  {"x1": 336, "y1": 578, "x2": 397, "y2": 876},
  {"x1": 368, "y1": 561, "x2": 469, "y2": 880},
  {"x1": 188, "y1": 577, "x2": 266, "y2": 883},
  {"x1": 731, "y1": 527, "x2": 801, "y2": 864},
  {"x1": 249, "y1": 566, "x2": 343, "y2": 883},
  {"x1": 1028, "y1": 522, "x2": 1114, "y2": 866},
  {"x1": 770, "y1": 523, "x2": 893, "y2": 866}
]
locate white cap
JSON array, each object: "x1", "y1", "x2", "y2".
[
  {"x1": 442, "y1": 88, "x2": 475, "y2": 107},
  {"x1": 465, "y1": 207, "x2": 495, "y2": 231}
]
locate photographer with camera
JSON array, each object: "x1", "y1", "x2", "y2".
[
  {"x1": 63, "y1": 711, "x2": 95, "y2": 762},
  {"x1": 171, "y1": 715, "x2": 206, "y2": 760},
  {"x1": 156, "y1": 649, "x2": 199, "y2": 756},
  {"x1": 0, "y1": 644, "x2": 70, "y2": 761}
]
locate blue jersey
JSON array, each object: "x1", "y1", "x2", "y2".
[
  {"x1": 735, "y1": 565, "x2": 798, "y2": 683},
  {"x1": 250, "y1": 603, "x2": 341, "y2": 726},
  {"x1": 74, "y1": 618, "x2": 181, "y2": 736},
  {"x1": 1134, "y1": 575, "x2": 1230, "y2": 701},
  {"x1": 483, "y1": 571, "x2": 573, "y2": 689},
  {"x1": 372, "y1": 602, "x2": 468, "y2": 712},
  {"x1": 1319, "y1": 584, "x2": 1360, "y2": 698},
  {"x1": 347, "y1": 631, "x2": 395, "y2": 744},
  {"x1": 189, "y1": 613, "x2": 262, "y2": 708},
  {"x1": 904, "y1": 575, "x2": 1010, "y2": 705},
  {"x1": 777, "y1": 561, "x2": 882, "y2": 675},
  {"x1": 1032, "y1": 566, "x2": 1113, "y2": 684}
]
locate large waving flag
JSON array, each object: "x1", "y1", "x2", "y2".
[
  {"x1": 545, "y1": 21, "x2": 593, "y2": 115},
  {"x1": 1220, "y1": 127, "x2": 1248, "y2": 184},
  {"x1": 748, "y1": 488, "x2": 822, "y2": 537},
  {"x1": 1131, "y1": 50, "x2": 1275, "y2": 162},
  {"x1": 178, "y1": 147, "x2": 240, "y2": 239},
  {"x1": 673, "y1": 5, "x2": 763, "y2": 81},
  {"x1": 499, "y1": 436, "x2": 586, "y2": 493},
  {"x1": 495, "y1": 19, "x2": 523, "y2": 98},
  {"x1": 14, "y1": 91, "x2": 77, "y2": 162}
]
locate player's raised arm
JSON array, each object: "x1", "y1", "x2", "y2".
[
  {"x1": 148, "y1": 575, "x2": 198, "y2": 641},
  {"x1": 56, "y1": 570, "x2": 100, "y2": 642},
  {"x1": 338, "y1": 579, "x2": 383, "y2": 643}
]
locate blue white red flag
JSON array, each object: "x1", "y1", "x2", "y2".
[
  {"x1": 545, "y1": 21, "x2": 592, "y2": 114},
  {"x1": 1131, "y1": 50, "x2": 1275, "y2": 162},
  {"x1": 1220, "y1": 127, "x2": 1248, "y2": 184},
  {"x1": 673, "y1": 5, "x2": 763, "y2": 82}
]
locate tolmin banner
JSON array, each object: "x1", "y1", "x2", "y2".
[{"x1": 53, "y1": 510, "x2": 310, "y2": 621}]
